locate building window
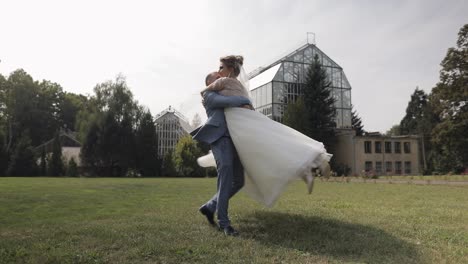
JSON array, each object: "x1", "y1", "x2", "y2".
[
  {"x1": 375, "y1": 162, "x2": 382, "y2": 174},
  {"x1": 404, "y1": 161, "x2": 411, "y2": 174},
  {"x1": 395, "y1": 161, "x2": 402, "y2": 174},
  {"x1": 375, "y1": 141, "x2": 382, "y2": 153},
  {"x1": 385, "y1": 141, "x2": 392, "y2": 153},
  {"x1": 365, "y1": 161, "x2": 373, "y2": 172},
  {"x1": 364, "y1": 141, "x2": 372, "y2": 153},
  {"x1": 395, "y1": 142, "x2": 401, "y2": 153},
  {"x1": 404, "y1": 142, "x2": 411, "y2": 153},
  {"x1": 385, "y1": 161, "x2": 393, "y2": 173}
]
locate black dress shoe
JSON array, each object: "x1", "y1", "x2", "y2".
[
  {"x1": 199, "y1": 205, "x2": 216, "y2": 226},
  {"x1": 219, "y1": 226, "x2": 239, "y2": 236}
]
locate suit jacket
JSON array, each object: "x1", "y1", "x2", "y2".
[{"x1": 191, "y1": 91, "x2": 251, "y2": 145}]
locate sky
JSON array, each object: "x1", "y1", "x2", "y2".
[{"x1": 1, "y1": 0, "x2": 467, "y2": 132}]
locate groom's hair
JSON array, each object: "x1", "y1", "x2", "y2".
[{"x1": 205, "y1": 72, "x2": 219, "y2": 86}]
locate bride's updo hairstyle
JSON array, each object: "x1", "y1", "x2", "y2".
[{"x1": 220, "y1": 55, "x2": 244, "y2": 78}]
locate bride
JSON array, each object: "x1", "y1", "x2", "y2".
[{"x1": 198, "y1": 55, "x2": 332, "y2": 207}]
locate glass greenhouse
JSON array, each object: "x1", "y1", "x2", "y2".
[{"x1": 249, "y1": 43, "x2": 352, "y2": 128}]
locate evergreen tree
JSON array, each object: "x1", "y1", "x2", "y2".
[
  {"x1": 48, "y1": 132, "x2": 64, "y2": 176},
  {"x1": 135, "y1": 111, "x2": 160, "y2": 176},
  {"x1": 6, "y1": 134, "x2": 37, "y2": 176},
  {"x1": 80, "y1": 120, "x2": 101, "y2": 175},
  {"x1": 173, "y1": 136, "x2": 203, "y2": 177},
  {"x1": 351, "y1": 105, "x2": 365, "y2": 136},
  {"x1": 302, "y1": 54, "x2": 336, "y2": 150},
  {"x1": 430, "y1": 24, "x2": 468, "y2": 173}
]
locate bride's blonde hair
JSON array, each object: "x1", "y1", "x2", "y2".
[{"x1": 220, "y1": 55, "x2": 244, "y2": 78}]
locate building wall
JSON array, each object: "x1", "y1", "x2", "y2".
[{"x1": 352, "y1": 136, "x2": 420, "y2": 176}]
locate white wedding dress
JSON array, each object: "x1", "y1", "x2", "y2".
[{"x1": 197, "y1": 107, "x2": 332, "y2": 207}]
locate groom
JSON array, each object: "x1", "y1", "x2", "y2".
[{"x1": 191, "y1": 72, "x2": 252, "y2": 236}]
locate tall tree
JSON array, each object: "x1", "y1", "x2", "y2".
[
  {"x1": 399, "y1": 87, "x2": 438, "y2": 173},
  {"x1": 6, "y1": 134, "x2": 37, "y2": 176},
  {"x1": 135, "y1": 110, "x2": 160, "y2": 176},
  {"x1": 80, "y1": 120, "x2": 101, "y2": 175},
  {"x1": 80, "y1": 76, "x2": 139, "y2": 176},
  {"x1": 301, "y1": 54, "x2": 336, "y2": 150},
  {"x1": 60, "y1": 92, "x2": 88, "y2": 131},
  {"x1": 430, "y1": 24, "x2": 468, "y2": 173},
  {"x1": 48, "y1": 133, "x2": 64, "y2": 176},
  {"x1": 351, "y1": 105, "x2": 365, "y2": 136},
  {"x1": 173, "y1": 136, "x2": 203, "y2": 177}
]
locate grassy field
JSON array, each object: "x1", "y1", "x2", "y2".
[{"x1": 0, "y1": 178, "x2": 467, "y2": 264}]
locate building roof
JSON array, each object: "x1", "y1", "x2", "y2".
[
  {"x1": 154, "y1": 106, "x2": 192, "y2": 133},
  {"x1": 248, "y1": 43, "x2": 346, "y2": 90},
  {"x1": 249, "y1": 64, "x2": 281, "y2": 89},
  {"x1": 35, "y1": 131, "x2": 81, "y2": 151},
  {"x1": 248, "y1": 43, "x2": 342, "y2": 79}
]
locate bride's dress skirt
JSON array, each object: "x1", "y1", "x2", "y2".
[{"x1": 198, "y1": 108, "x2": 332, "y2": 207}]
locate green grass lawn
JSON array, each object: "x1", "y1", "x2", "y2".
[{"x1": 0, "y1": 178, "x2": 467, "y2": 264}]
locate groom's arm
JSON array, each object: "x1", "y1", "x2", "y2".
[{"x1": 203, "y1": 91, "x2": 251, "y2": 110}]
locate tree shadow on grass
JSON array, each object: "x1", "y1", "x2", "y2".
[{"x1": 239, "y1": 211, "x2": 424, "y2": 264}]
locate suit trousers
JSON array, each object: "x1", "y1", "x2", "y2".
[{"x1": 203, "y1": 136, "x2": 244, "y2": 228}]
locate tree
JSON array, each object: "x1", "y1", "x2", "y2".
[
  {"x1": 66, "y1": 158, "x2": 78, "y2": 177},
  {"x1": 301, "y1": 54, "x2": 336, "y2": 150},
  {"x1": 385, "y1": 124, "x2": 401, "y2": 136},
  {"x1": 191, "y1": 113, "x2": 202, "y2": 129},
  {"x1": 79, "y1": 76, "x2": 140, "y2": 176},
  {"x1": 60, "y1": 92, "x2": 88, "y2": 131},
  {"x1": 430, "y1": 24, "x2": 468, "y2": 173},
  {"x1": 283, "y1": 97, "x2": 311, "y2": 133},
  {"x1": 0, "y1": 130, "x2": 8, "y2": 175},
  {"x1": 162, "y1": 150, "x2": 177, "y2": 176},
  {"x1": 173, "y1": 136, "x2": 204, "y2": 177},
  {"x1": 399, "y1": 87, "x2": 438, "y2": 173},
  {"x1": 351, "y1": 105, "x2": 365, "y2": 136},
  {"x1": 135, "y1": 110, "x2": 160, "y2": 176},
  {"x1": 6, "y1": 134, "x2": 37, "y2": 176},
  {"x1": 48, "y1": 133, "x2": 64, "y2": 176},
  {"x1": 39, "y1": 147, "x2": 47, "y2": 176},
  {"x1": 80, "y1": 120, "x2": 101, "y2": 175}
]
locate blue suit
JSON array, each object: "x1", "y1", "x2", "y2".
[{"x1": 191, "y1": 91, "x2": 251, "y2": 228}]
